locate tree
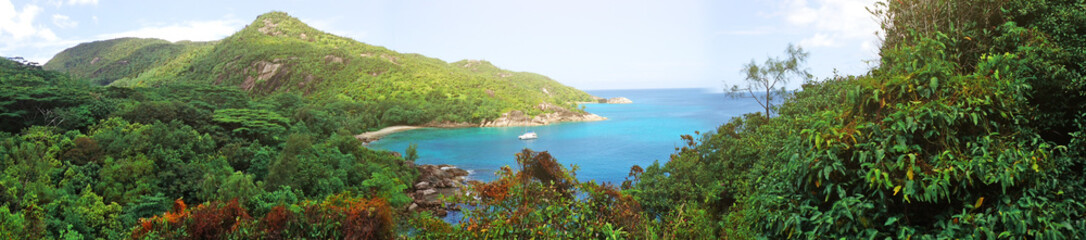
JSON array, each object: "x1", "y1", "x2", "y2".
[
  {"x1": 729, "y1": 44, "x2": 811, "y2": 117},
  {"x1": 404, "y1": 143, "x2": 419, "y2": 162}
]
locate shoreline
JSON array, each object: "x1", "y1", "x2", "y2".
[
  {"x1": 355, "y1": 100, "x2": 630, "y2": 143},
  {"x1": 355, "y1": 115, "x2": 609, "y2": 143},
  {"x1": 355, "y1": 126, "x2": 424, "y2": 143}
]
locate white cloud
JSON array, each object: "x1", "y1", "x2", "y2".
[
  {"x1": 0, "y1": 1, "x2": 74, "y2": 62},
  {"x1": 0, "y1": 1, "x2": 66, "y2": 62},
  {"x1": 45, "y1": 0, "x2": 97, "y2": 7},
  {"x1": 0, "y1": 2, "x2": 57, "y2": 41},
  {"x1": 784, "y1": 0, "x2": 818, "y2": 25},
  {"x1": 66, "y1": 0, "x2": 98, "y2": 6},
  {"x1": 780, "y1": 0, "x2": 879, "y2": 50},
  {"x1": 52, "y1": 14, "x2": 77, "y2": 28},
  {"x1": 99, "y1": 18, "x2": 244, "y2": 42},
  {"x1": 800, "y1": 33, "x2": 837, "y2": 47}
]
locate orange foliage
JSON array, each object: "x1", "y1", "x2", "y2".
[
  {"x1": 260, "y1": 205, "x2": 293, "y2": 240},
  {"x1": 473, "y1": 176, "x2": 513, "y2": 204},
  {"x1": 589, "y1": 183, "x2": 645, "y2": 233},
  {"x1": 173, "y1": 198, "x2": 187, "y2": 212},
  {"x1": 322, "y1": 194, "x2": 394, "y2": 240},
  {"x1": 130, "y1": 195, "x2": 397, "y2": 239},
  {"x1": 130, "y1": 198, "x2": 252, "y2": 240},
  {"x1": 515, "y1": 149, "x2": 575, "y2": 197},
  {"x1": 164, "y1": 198, "x2": 187, "y2": 225},
  {"x1": 132, "y1": 198, "x2": 189, "y2": 239},
  {"x1": 186, "y1": 199, "x2": 251, "y2": 240},
  {"x1": 622, "y1": 165, "x2": 644, "y2": 190}
]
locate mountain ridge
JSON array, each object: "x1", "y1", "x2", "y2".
[{"x1": 45, "y1": 11, "x2": 600, "y2": 128}]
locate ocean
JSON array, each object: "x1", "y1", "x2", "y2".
[{"x1": 368, "y1": 88, "x2": 763, "y2": 184}]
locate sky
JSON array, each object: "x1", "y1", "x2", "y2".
[{"x1": 0, "y1": 0, "x2": 881, "y2": 90}]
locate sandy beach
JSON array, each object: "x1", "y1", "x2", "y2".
[{"x1": 355, "y1": 126, "x2": 423, "y2": 143}]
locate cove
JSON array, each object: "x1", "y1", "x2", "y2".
[{"x1": 368, "y1": 88, "x2": 763, "y2": 184}]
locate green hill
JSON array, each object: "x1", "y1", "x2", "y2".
[
  {"x1": 43, "y1": 38, "x2": 213, "y2": 85},
  {"x1": 45, "y1": 12, "x2": 596, "y2": 127}
]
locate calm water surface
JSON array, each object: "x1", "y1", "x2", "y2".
[{"x1": 369, "y1": 88, "x2": 762, "y2": 184}]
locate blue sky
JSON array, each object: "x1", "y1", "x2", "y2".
[{"x1": 0, "y1": 0, "x2": 880, "y2": 90}]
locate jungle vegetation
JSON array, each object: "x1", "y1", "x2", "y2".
[{"x1": 3, "y1": 0, "x2": 1085, "y2": 239}]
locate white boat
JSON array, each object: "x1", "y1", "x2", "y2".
[{"x1": 518, "y1": 131, "x2": 538, "y2": 140}]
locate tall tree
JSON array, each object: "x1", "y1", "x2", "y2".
[{"x1": 729, "y1": 44, "x2": 811, "y2": 117}]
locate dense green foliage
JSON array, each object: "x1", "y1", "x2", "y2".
[
  {"x1": 8, "y1": 1, "x2": 1086, "y2": 239},
  {"x1": 0, "y1": 58, "x2": 418, "y2": 239},
  {"x1": 632, "y1": 0, "x2": 1086, "y2": 238},
  {"x1": 45, "y1": 12, "x2": 596, "y2": 128}
]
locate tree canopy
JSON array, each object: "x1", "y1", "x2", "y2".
[{"x1": 730, "y1": 43, "x2": 811, "y2": 117}]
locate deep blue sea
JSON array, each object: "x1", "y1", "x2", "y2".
[{"x1": 369, "y1": 88, "x2": 762, "y2": 184}]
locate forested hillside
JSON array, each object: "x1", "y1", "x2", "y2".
[
  {"x1": 45, "y1": 12, "x2": 596, "y2": 128},
  {"x1": 43, "y1": 38, "x2": 213, "y2": 86},
  {"x1": 4, "y1": 0, "x2": 1086, "y2": 239},
  {"x1": 1, "y1": 56, "x2": 432, "y2": 239}
]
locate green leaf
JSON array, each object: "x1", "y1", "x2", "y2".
[{"x1": 885, "y1": 216, "x2": 900, "y2": 226}]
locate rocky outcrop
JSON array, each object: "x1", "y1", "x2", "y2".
[
  {"x1": 240, "y1": 60, "x2": 285, "y2": 91},
  {"x1": 408, "y1": 164, "x2": 472, "y2": 217},
  {"x1": 323, "y1": 55, "x2": 345, "y2": 64},
  {"x1": 606, "y1": 97, "x2": 633, "y2": 104},
  {"x1": 589, "y1": 96, "x2": 633, "y2": 104},
  {"x1": 480, "y1": 102, "x2": 606, "y2": 127},
  {"x1": 258, "y1": 19, "x2": 283, "y2": 36}
]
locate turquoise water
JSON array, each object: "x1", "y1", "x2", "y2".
[{"x1": 369, "y1": 88, "x2": 762, "y2": 184}]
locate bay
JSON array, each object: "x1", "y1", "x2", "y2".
[{"x1": 368, "y1": 88, "x2": 763, "y2": 184}]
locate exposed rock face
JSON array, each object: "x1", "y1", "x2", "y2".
[
  {"x1": 409, "y1": 164, "x2": 472, "y2": 217},
  {"x1": 607, "y1": 97, "x2": 633, "y2": 104},
  {"x1": 480, "y1": 102, "x2": 606, "y2": 127},
  {"x1": 256, "y1": 61, "x2": 283, "y2": 81},
  {"x1": 323, "y1": 55, "x2": 344, "y2": 64},
  {"x1": 258, "y1": 19, "x2": 282, "y2": 36},
  {"x1": 241, "y1": 60, "x2": 285, "y2": 91}
]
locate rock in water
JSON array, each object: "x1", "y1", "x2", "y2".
[{"x1": 446, "y1": 167, "x2": 470, "y2": 177}]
